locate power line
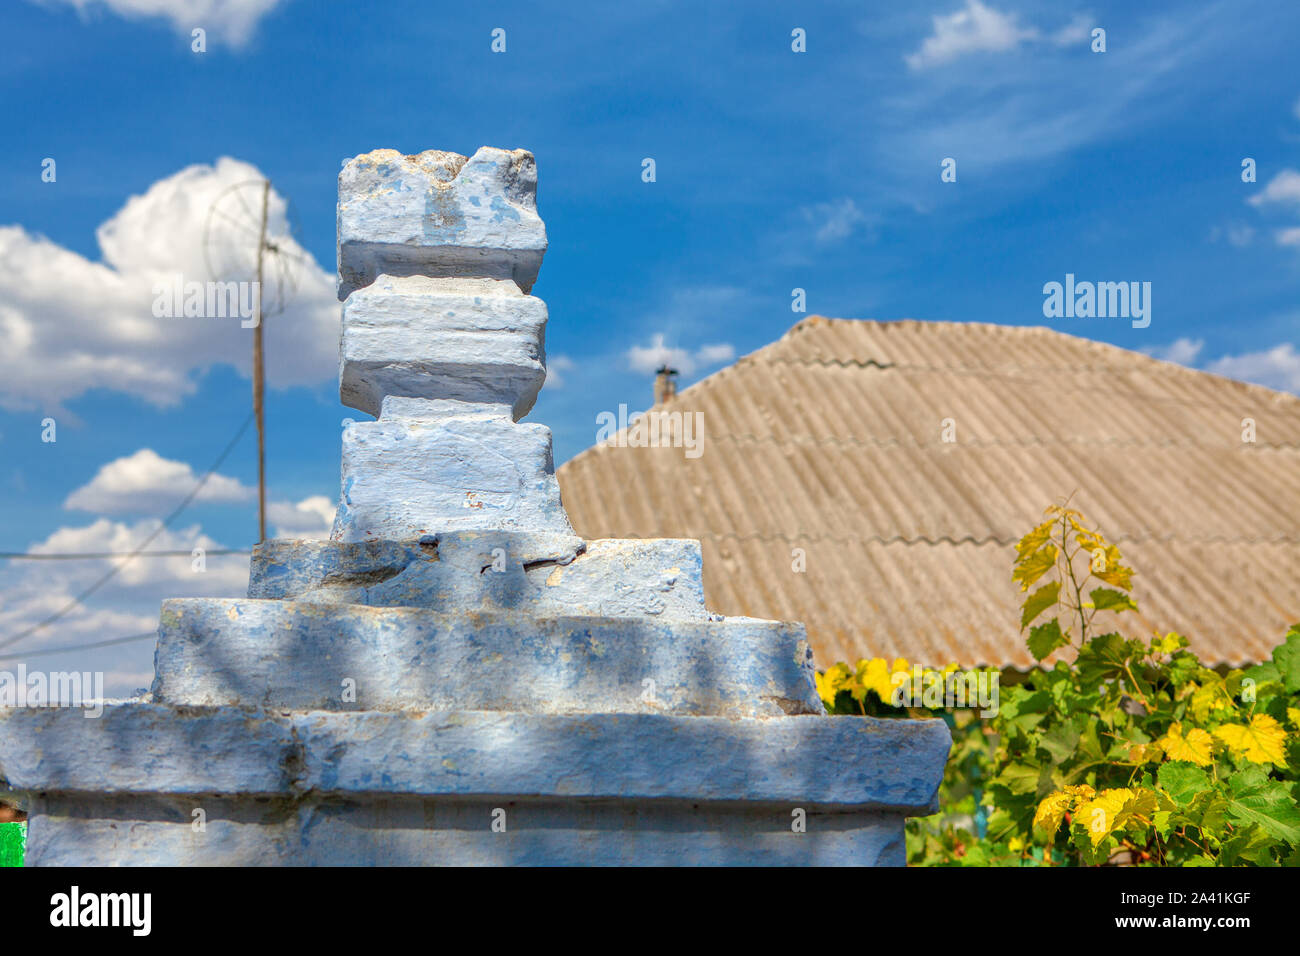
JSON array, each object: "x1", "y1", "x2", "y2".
[
  {"x1": 0, "y1": 410, "x2": 256, "y2": 653},
  {"x1": 0, "y1": 549, "x2": 251, "y2": 560},
  {"x1": 0, "y1": 632, "x2": 157, "y2": 663}
]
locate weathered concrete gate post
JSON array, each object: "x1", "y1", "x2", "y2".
[{"x1": 0, "y1": 148, "x2": 949, "y2": 865}]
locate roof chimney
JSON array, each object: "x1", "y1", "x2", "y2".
[{"x1": 654, "y1": 365, "x2": 678, "y2": 405}]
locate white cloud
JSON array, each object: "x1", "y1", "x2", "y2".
[
  {"x1": 35, "y1": 0, "x2": 285, "y2": 46},
  {"x1": 803, "y1": 197, "x2": 869, "y2": 243},
  {"x1": 626, "y1": 334, "x2": 736, "y2": 376},
  {"x1": 1142, "y1": 338, "x2": 1300, "y2": 395},
  {"x1": 1247, "y1": 169, "x2": 1300, "y2": 248},
  {"x1": 1209, "y1": 223, "x2": 1255, "y2": 247},
  {"x1": 22, "y1": 518, "x2": 247, "y2": 590},
  {"x1": 627, "y1": 335, "x2": 693, "y2": 375},
  {"x1": 881, "y1": 7, "x2": 1225, "y2": 186},
  {"x1": 906, "y1": 1, "x2": 1039, "y2": 70},
  {"x1": 1207, "y1": 344, "x2": 1300, "y2": 394},
  {"x1": 0, "y1": 157, "x2": 338, "y2": 413},
  {"x1": 0, "y1": 517, "x2": 250, "y2": 693},
  {"x1": 64, "y1": 448, "x2": 254, "y2": 513},
  {"x1": 694, "y1": 343, "x2": 736, "y2": 365},
  {"x1": 544, "y1": 354, "x2": 577, "y2": 390},
  {"x1": 1049, "y1": 14, "x2": 1092, "y2": 46},
  {"x1": 267, "y1": 495, "x2": 334, "y2": 539},
  {"x1": 1144, "y1": 337, "x2": 1204, "y2": 366},
  {"x1": 1248, "y1": 169, "x2": 1300, "y2": 207}
]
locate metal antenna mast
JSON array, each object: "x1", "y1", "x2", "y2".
[
  {"x1": 252, "y1": 179, "x2": 269, "y2": 541},
  {"x1": 203, "y1": 176, "x2": 309, "y2": 542}
]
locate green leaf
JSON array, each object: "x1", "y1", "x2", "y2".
[
  {"x1": 1153, "y1": 809, "x2": 1174, "y2": 839},
  {"x1": 1183, "y1": 791, "x2": 1229, "y2": 834},
  {"x1": 1224, "y1": 780, "x2": 1300, "y2": 845},
  {"x1": 1220, "y1": 824, "x2": 1276, "y2": 867},
  {"x1": 991, "y1": 763, "x2": 1041, "y2": 797},
  {"x1": 1227, "y1": 765, "x2": 1271, "y2": 796},
  {"x1": 1027, "y1": 618, "x2": 1068, "y2": 662},
  {"x1": 1089, "y1": 587, "x2": 1137, "y2": 613},
  {"x1": 1271, "y1": 625, "x2": 1300, "y2": 693},
  {"x1": 1157, "y1": 762, "x2": 1211, "y2": 807},
  {"x1": 1021, "y1": 581, "x2": 1060, "y2": 629},
  {"x1": 1244, "y1": 660, "x2": 1280, "y2": 685},
  {"x1": 1076, "y1": 633, "x2": 1146, "y2": 690},
  {"x1": 1040, "y1": 719, "x2": 1084, "y2": 765},
  {"x1": 1168, "y1": 652, "x2": 1203, "y2": 688}
]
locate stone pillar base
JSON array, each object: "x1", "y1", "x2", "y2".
[{"x1": 3, "y1": 706, "x2": 950, "y2": 866}]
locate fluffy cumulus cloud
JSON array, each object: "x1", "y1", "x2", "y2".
[
  {"x1": 1206, "y1": 344, "x2": 1300, "y2": 394},
  {"x1": 1249, "y1": 169, "x2": 1300, "y2": 207},
  {"x1": 905, "y1": 2, "x2": 1097, "y2": 70},
  {"x1": 0, "y1": 479, "x2": 333, "y2": 691},
  {"x1": 543, "y1": 354, "x2": 577, "y2": 390},
  {"x1": 626, "y1": 334, "x2": 735, "y2": 377},
  {"x1": 0, "y1": 517, "x2": 251, "y2": 692},
  {"x1": 0, "y1": 157, "x2": 338, "y2": 413},
  {"x1": 267, "y1": 494, "x2": 334, "y2": 539},
  {"x1": 1248, "y1": 169, "x2": 1300, "y2": 247},
  {"x1": 64, "y1": 448, "x2": 255, "y2": 513},
  {"x1": 1145, "y1": 337, "x2": 1300, "y2": 395},
  {"x1": 1145, "y1": 337, "x2": 1204, "y2": 366},
  {"x1": 34, "y1": 0, "x2": 285, "y2": 46},
  {"x1": 906, "y1": 1, "x2": 1040, "y2": 69}
]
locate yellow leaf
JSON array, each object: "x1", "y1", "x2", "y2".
[
  {"x1": 1072, "y1": 520, "x2": 1104, "y2": 554},
  {"x1": 1157, "y1": 722, "x2": 1214, "y2": 767},
  {"x1": 1092, "y1": 546, "x2": 1134, "y2": 590},
  {"x1": 1077, "y1": 789, "x2": 1132, "y2": 845},
  {"x1": 1032, "y1": 785, "x2": 1094, "y2": 837},
  {"x1": 1212, "y1": 715, "x2": 1288, "y2": 765},
  {"x1": 1075, "y1": 788, "x2": 1156, "y2": 846},
  {"x1": 1013, "y1": 543, "x2": 1058, "y2": 591},
  {"x1": 1153, "y1": 633, "x2": 1185, "y2": 655},
  {"x1": 1015, "y1": 518, "x2": 1055, "y2": 559},
  {"x1": 815, "y1": 663, "x2": 851, "y2": 706},
  {"x1": 1189, "y1": 680, "x2": 1235, "y2": 723},
  {"x1": 854, "y1": 657, "x2": 894, "y2": 703},
  {"x1": 1033, "y1": 791, "x2": 1072, "y2": 836}
]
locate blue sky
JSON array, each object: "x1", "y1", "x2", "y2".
[{"x1": 1, "y1": 0, "x2": 1298, "y2": 691}]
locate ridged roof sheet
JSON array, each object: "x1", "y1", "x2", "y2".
[{"x1": 557, "y1": 317, "x2": 1300, "y2": 669}]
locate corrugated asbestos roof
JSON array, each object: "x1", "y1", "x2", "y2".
[{"x1": 556, "y1": 317, "x2": 1300, "y2": 669}]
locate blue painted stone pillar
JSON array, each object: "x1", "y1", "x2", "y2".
[{"x1": 0, "y1": 148, "x2": 949, "y2": 865}]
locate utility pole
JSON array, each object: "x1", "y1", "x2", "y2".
[{"x1": 252, "y1": 180, "x2": 269, "y2": 542}]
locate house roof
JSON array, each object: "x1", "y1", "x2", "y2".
[{"x1": 555, "y1": 316, "x2": 1300, "y2": 669}]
